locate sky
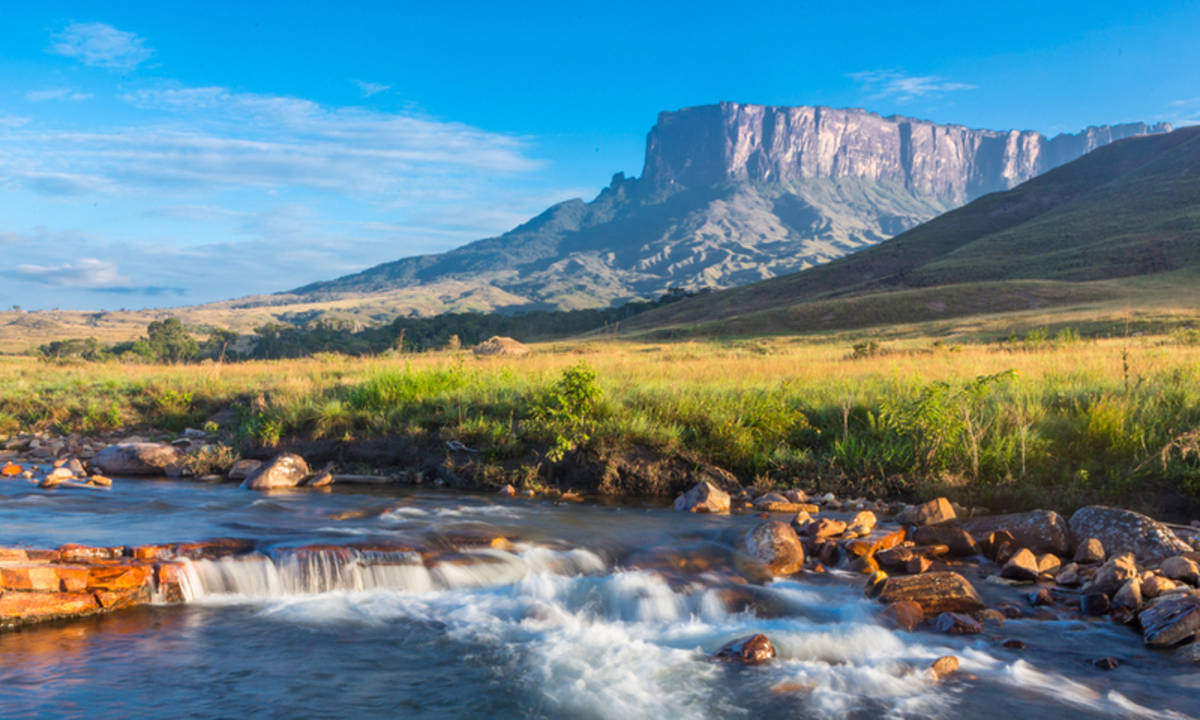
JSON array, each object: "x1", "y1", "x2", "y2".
[{"x1": 2, "y1": 1, "x2": 1199, "y2": 310}]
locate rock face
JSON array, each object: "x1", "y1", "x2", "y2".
[
  {"x1": 241, "y1": 453, "x2": 310, "y2": 490},
  {"x1": 961, "y1": 510, "x2": 1071, "y2": 556},
  {"x1": 290, "y1": 103, "x2": 1169, "y2": 315},
  {"x1": 92, "y1": 443, "x2": 184, "y2": 476},
  {"x1": 673, "y1": 481, "x2": 731, "y2": 514},
  {"x1": 1068, "y1": 506, "x2": 1192, "y2": 562},
  {"x1": 745, "y1": 521, "x2": 805, "y2": 576}
]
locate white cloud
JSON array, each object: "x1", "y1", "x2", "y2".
[
  {"x1": 1168, "y1": 97, "x2": 1200, "y2": 125},
  {"x1": 849, "y1": 69, "x2": 976, "y2": 103},
  {"x1": 48, "y1": 22, "x2": 153, "y2": 71},
  {"x1": 26, "y1": 88, "x2": 93, "y2": 102},
  {"x1": 353, "y1": 80, "x2": 391, "y2": 97},
  {"x1": 16, "y1": 258, "x2": 130, "y2": 288}
]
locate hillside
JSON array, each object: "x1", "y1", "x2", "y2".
[
  {"x1": 289, "y1": 103, "x2": 1168, "y2": 312},
  {"x1": 618, "y1": 126, "x2": 1200, "y2": 336}
]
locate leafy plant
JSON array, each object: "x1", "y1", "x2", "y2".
[{"x1": 533, "y1": 362, "x2": 603, "y2": 461}]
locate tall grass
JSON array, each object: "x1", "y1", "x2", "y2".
[{"x1": 3, "y1": 334, "x2": 1200, "y2": 515}]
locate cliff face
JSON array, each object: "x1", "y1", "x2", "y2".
[
  {"x1": 290, "y1": 103, "x2": 1171, "y2": 314},
  {"x1": 641, "y1": 103, "x2": 1170, "y2": 204}
]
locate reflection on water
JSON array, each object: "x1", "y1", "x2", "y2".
[{"x1": 0, "y1": 477, "x2": 1196, "y2": 719}]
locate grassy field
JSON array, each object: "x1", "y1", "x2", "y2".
[{"x1": 4, "y1": 331, "x2": 1200, "y2": 517}]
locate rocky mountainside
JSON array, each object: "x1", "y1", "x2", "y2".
[{"x1": 291, "y1": 103, "x2": 1170, "y2": 312}]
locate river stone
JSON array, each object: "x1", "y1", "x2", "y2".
[
  {"x1": 745, "y1": 521, "x2": 805, "y2": 576},
  {"x1": 1037, "y1": 553, "x2": 1062, "y2": 574},
  {"x1": 1001, "y1": 548, "x2": 1040, "y2": 582},
  {"x1": 845, "y1": 511, "x2": 877, "y2": 537},
  {"x1": 912, "y1": 526, "x2": 978, "y2": 557},
  {"x1": 91, "y1": 443, "x2": 185, "y2": 476},
  {"x1": 1142, "y1": 574, "x2": 1177, "y2": 598},
  {"x1": 1055, "y1": 562, "x2": 1081, "y2": 586},
  {"x1": 1179, "y1": 643, "x2": 1200, "y2": 665},
  {"x1": 879, "y1": 600, "x2": 923, "y2": 630},
  {"x1": 1068, "y1": 506, "x2": 1192, "y2": 562},
  {"x1": 228, "y1": 459, "x2": 263, "y2": 481},
  {"x1": 896, "y1": 498, "x2": 955, "y2": 527},
  {"x1": 673, "y1": 481, "x2": 730, "y2": 514},
  {"x1": 876, "y1": 572, "x2": 985, "y2": 615},
  {"x1": 1085, "y1": 553, "x2": 1139, "y2": 596},
  {"x1": 961, "y1": 510, "x2": 1070, "y2": 556},
  {"x1": 1139, "y1": 593, "x2": 1200, "y2": 646},
  {"x1": 714, "y1": 633, "x2": 776, "y2": 665},
  {"x1": 1161, "y1": 556, "x2": 1200, "y2": 585},
  {"x1": 1074, "y1": 537, "x2": 1106, "y2": 564},
  {"x1": 931, "y1": 612, "x2": 983, "y2": 635},
  {"x1": 930, "y1": 655, "x2": 959, "y2": 680},
  {"x1": 1082, "y1": 592, "x2": 1110, "y2": 616},
  {"x1": 804, "y1": 518, "x2": 846, "y2": 539},
  {"x1": 1113, "y1": 578, "x2": 1143, "y2": 611},
  {"x1": 241, "y1": 453, "x2": 310, "y2": 490}
]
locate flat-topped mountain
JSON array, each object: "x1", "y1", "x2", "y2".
[{"x1": 290, "y1": 103, "x2": 1170, "y2": 313}]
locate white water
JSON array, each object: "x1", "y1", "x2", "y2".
[{"x1": 169, "y1": 544, "x2": 1188, "y2": 720}]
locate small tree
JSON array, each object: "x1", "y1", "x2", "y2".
[{"x1": 145, "y1": 318, "x2": 198, "y2": 363}]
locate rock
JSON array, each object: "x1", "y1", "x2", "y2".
[
  {"x1": 155, "y1": 562, "x2": 188, "y2": 603},
  {"x1": 0, "y1": 592, "x2": 100, "y2": 627},
  {"x1": 744, "y1": 521, "x2": 805, "y2": 576},
  {"x1": 1073, "y1": 537, "x2": 1105, "y2": 564},
  {"x1": 1081, "y1": 592, "x2": 1110, "y2": 616},
  {"x1": 241, "y1": 453, "x2": 310, "y2": 490},
  {"x1": 755, "y1": 500, "x2": 809, "y2": 513},
  {"x1": 961, "y1": 510, "x2": 1071, "y2": 556},
  {"x1": 498, "y1": 484, "x2": 517, "y2": 497},
  {"x1": 930, "y1": 655, "x2": 959, "y2": 679},
  {"x1": 1085, "y1": 553, "x2": 1139, "y2": 596},
  {"x1": 979, "y1": 529, "x2": 1016, "y2": 560},
  {"x1": 876, "y1": 572, "x2": 985, "y2": 614},
  {"x1": 1001, "y1": 548, "x2": 1040, "y2": 582},
  {"x1": 791, "y1": 510, "x2": 812, "y2": 528},
  {"x1": 1161, "y1": 556, "x2": 1200, "y2": 585},
  {"x1": 912, "y1": 526, "x2": 978, "y2": 557},
  {"x1": 1055, "y1": 563, "x2": 1081, "y2": 586},
  {"x1": 1002, "y1": 639, "x2": 1026, "y2": 650},
  {"x1": 228, "y1": 459, "x2": 263, "y2": 481},
  {"x1": 931, "y1": 612, "x2": 982, "y2": 634},
  {"x1": 130, "y1": 544, "x2": 173, "y2": 561},
  {"x1": 673, "y1": 481, "x2": 731, "y2": 514},
  {"x1": 0, "y1": 462, "x2": 21, "y2": 477},
  {"x1": 1028, "y1": 587, "x2": 1054, "y2": 606},
  {"x1": 58, "y1": 544, "x2": 125, "y2": 562},
  {"x1": 306, "y1": 471, "x2": 334, "y2": 488},
  {"x1": 1037, "y1": 553, "x2": 1062, "y2": 575},
  {"x1": 714, "y1": 633, "x2": 775, "y2": 665},
  {"x1": 0, "y1": 564, "x2": 87, "y2": 592},
  {"x1": 1178, "y1": 643, "x2": 1200, "y2": 665},
  {"x1": 845, "y1": 511, "x2": 877, "y2": 537},
  {"x1": 471, "y1": 336, "x2": 529, "y2": 357},
  {"x1": 1142, "y1": 575, "x2": 1177, "y2": 598},
  {"x1": 86, "y1": 563, "x2": 152, "y2": 592},
  {"x1": 896, "y1": 498, "x2": 956, "y2": 527},
  {"x1": 906, "y1": 555, "x2": 933, "y2": 575},
  {"x1": 91, "y1": 443, "x2": 185, "y2": 476},
  {"x1": 1093, "y1": 657, "x2": 1120, "y2": 670},
  {"x1": 879, "y1": 600, "x2": 923, "y2": 631},
  {"x1": 843, "y1": 527, "x2": 906, "y2": 558},
  {"x1": 1112, "y1": 578, "x2": 1142, "y2": 611},
  {"x1": 784, "y1": 489, "x2": 808, "y2": 503},
  {"x1": 1068, "y1": 506, "x2": 1192, "y2": 562},
  {"x1": 1139, "y1": 593, "x2": 1200, "y2": 646},
  {"x1": 804, "y1": 518, "x2": 846, "y2": 539},
  {"x1": 88, "y1": 475, "x2": 112, "y2": 487}
]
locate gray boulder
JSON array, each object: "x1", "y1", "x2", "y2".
[
  {"x1": 92, "y1": 443, "x2": 185, "y2": 476},
  {"x1": 241, "y1": 453, "x2": 310, "y2": 490},
  {"x1": 1069, "y1": 506, "x2": 1192, "y2": 562}
]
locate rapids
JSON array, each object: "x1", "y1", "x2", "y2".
[{"x1": 0, "y1": 478, "x2": 1196, "y2": 719}]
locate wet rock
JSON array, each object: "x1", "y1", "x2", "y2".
[
  {"x1": 843, "y1": 527, "x2": 906, "y2": 558},
  {"x1": 92, "y1": 442, "x2": 185, "y2": 476},
  {"x1": 896, "y1": 498, "x2": 955, "y2": 527},
  {"x1": 1112, "y1": 578, "x2": 1142, "y2": 612},
  {"x1": 1179, "y1": 643, "x2": 1200, "y2": 665},
  {"x1": 1081, "y1": 592, "x2": 1110, "y2": 616},
  {"x1": 497, "y1": 484, "x2": 517, "y2": 497},
  {"x1": 94, "y1": 585, "x2": 151, "y2": 610},
  {"x1": 931, "y1": 612, "x2": 982, "y2": 634},
  {"x1": 0, "y1": 592, "x2": 101, "y2": 627},
  {"x1": 1001, "y1": 548, "x2": 1040, "y2": 582},
  {"x1": 876, "y1": 572, "x2": 985, "y2": 614},
  {"x1": 0, "y1": 564, "x2": 87, "y2": 593},
  {"x1": 66, "y1": 458, "x2": 85, "y2": 475},
  {"x1": 1068, "y1": 506, "x2": 1192, "y2": 562},
  {"x1": 912, "y1": 526, "x2": 978, "y2": 557},
  {"x1": 171, "y1": 538, "x2": 256, "y2": 559},
  {"x1": 906, "y1": 555, "x2": 933, "y2": 575},
  {"x1": 714, "y1": 633, "x2": 776, "y2": 665},
  {"x1": 88, "y1": 474, "x2": 113, "y2": 487},
  {"x1": 930, "y1": 655, "x2": 959, "y2": 679},
  {"x1": 1084, "y1": 553, "x2": 1139, "y2": 596},
  {"x1": 241, "y1": 453, "x2": 310, "y2": 491},
  {"x1": 1142, "y1": 574, "x2": 1177, "y2": 598},
  {"x1": 879, "y1": 600, "x2": 923, "y2": 630},
  {"x1": 790, "y1": 510, "x2": 812, "y2": 529},
  {"x1": 745, "y1": 521, "x2": 805, "y2": 576},
  {"x1": 0, "y1": 462, "x2": 21, "y2": 477},
  {"x1": 130, "y1": 544, "x2": 173, "y2": 561},
  {"x1": 228, "y1": 459, "x2": 263, "y2": 481},
  {"x1": 1093, "y1": 657, "x2": 1120, "y2": 670},
  {"x1": 845, "y1": 511, "x2": 877, "y2": 537},
  {"x1": 804, "y1": 518, "x2": 846, "y2": 539},
  {"x1": 1074, "y1": 537, "x2": 1106, "y2": 564},
  {"x1": 673, "y1": 481, "x2": 731, "y2": 514},
  {"x1": 87, "y1": 563, "x2": 153, "y2": 592},
  {"x1": 58, "y1": 544, "x2": 125, "y2": 562},
  {"x1": 1139, "y1": 593, "x2": 1200, "y2": 646},
  {"x1": 962, "y1": 510, "x2": 1071, "y2": 556},
  {"x1": 1028, "y1": 587, "x2": 1054, "y2": 606},
  {"x1": 876, "y1": 545, "x2": 915, "y2": 569},
  {"x1": 978, "y1": 529, "x2": 1016, "y2": 560},
  {"x1": 155, "y1": 562, "x2": 188, "y2": 603},
  {"x1": 1055, "y1": 563, "x2": 1081, "y2": 586},
  {"x1": 1002, "y1": 639, "x2": 1026, "y2": 650},
  {"x1": 1160, "y1": 556, "x2": 1200, "y2": 585},
  {"x1": 306, "y1": 471, "x2": 334, "y2": 488}
]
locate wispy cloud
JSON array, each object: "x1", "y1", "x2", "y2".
[
  {"x1": 26, "y1": 88, "x2": 93, "y2": 102},
  {"x1": 849, "y1": 69, "x2": 976, "y2": 102},
  {"x1": 1167, "y1": 97, "x2": 1200, "y2": 126},
  {"x1": 352, "y1": 79, "x2": 391, "y2": 97},
  {"x1": 48, "y1": 22, "x2": 153, "y2": 71},
  {"x1": 16, "y1": 258, "x2": 130, "y2": 288}
]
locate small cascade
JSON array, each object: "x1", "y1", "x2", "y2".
[{"x1": 176, "y1": 545, "x2": 607, "y2": 601}]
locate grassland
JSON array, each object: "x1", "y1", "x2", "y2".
[{"x1": 5, "y1": 329, "x2": 1200, "y2": 518}]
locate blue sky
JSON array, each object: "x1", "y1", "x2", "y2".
[{"x1": 2, "y1": 1, "x2": 1198, "y2": 310}]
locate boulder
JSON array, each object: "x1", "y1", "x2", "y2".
[
  {"x1": 1055, "y1": 562, "x2": 1081, "y2": 586},
  {"x1": 91, "y1": 443, "x2": 184, "y2": 476},
  {"x1": 879, "y1": 600, "x2": 923, "y2": 631},
  {"x1": 1139, "y1": 593, "x2": 1200, "y2": 647},
  {"x1": 1112, "y1": 578, "x2": 1143, "y2": 611},
  {"x1": 471, "y1": 336, "x2": 529, "y2": 357},
  {"x1": 896, "y1": 498, "x2": 955, "y2": 527},
  {"x1": 241, "y1": 453, "x2": 310, "y2": 490},
  {"x1": 1161, "y1": 556, "x2": 1200, "y2": 585},
  {"x1": 930, "y1": 655, "x2": 959, "y2": 680},
  {"x1": 961, "y1": 510, "x2": 1070, "y2": 556},
  {"x1": 714, "y1": 633, "x2": 776, "y2": 665},
  {"x1": 1037, "y1": 553, "x2": 1062, "y2": 575},
  {"x1": 931, "y1": 612, "x2": 982, "y2": 635},
  {"x1": 906, "y1": 555, "x2": 933, "y2": 575},
  {"x1": 804, "y1": 518, "x2": 846, "y2": 539},
  {"x1": 1084, "y1": 553, "x2": 1139, "y2": 596},
  {"x1": 1082, "y1": 592, "x2": 1110, "y2": 616},
  {"x1": 227, "y1": 459, "x2": 263, "y2": 481},
  {"x1": 912, "y1": 526, "x2": 978, "y2": 557},
  {"x1": 1142, "y1": 574, "x2": 1176, "y2": 598},
  {"x1": 1073, "y1": 537, "x2": 1106, "y2": 564},
  {"x1": 1068, "y1": 506, "x2": 1192, "y2": 562},
  {"x1": 744, "y1": 521, "x2": 805, "y2": 576},
  {"x1": 876, "y1": 572, "x2": 985, "y2": 614},
  {"x1": 497, "y1": 484, "x2": 517, "y2": 497},
  {"x1": 673, "y1": 481, "x2": 731, "y2": 514},
  {"x1": 845, "y1": 511, "x2": 877, "y2": 537},
  {"x1": 1001, "y1": 549, "x2": 1040, "y2": 582}
]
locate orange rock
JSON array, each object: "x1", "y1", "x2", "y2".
[
  {"x1": 845, "y1": 527, "x2": 906, "y2": 558},
  {"x1": 93, "y1": 586, "x2": 151, "y2": 610},
  {"x1": 56, "y1": 566, "x2": 90, "y2": 592},
  {"x1": 0, "y1": 463, "x2": 21, "y2": 477},
  {"x1": 172, "y1": 538, "x2": 256, "y2": 559},
  {"x1": 155, "y1": 562, "x2": 188, "y2": 603},
  {"x1": 880, "y1": 600, "x2": 924, "y2": 630},
  {"x1": 0, "y1": 564, "x2": 62, "y2": 592},
  {"x1": 0, "y1": 591, "x2": 100, "y2": 626},
  {"x1": 86, "y1": 563, "x2": 152, "y2": 592},
  {"x1": 58, "y1": 544, "x2": 125, "y2": 562},
  {"x1": 0, "y1": 547, "x2": 30, "y2": 563},
  {"x1": 131, "y1": 544, "x2": 173, "y2": 561}
]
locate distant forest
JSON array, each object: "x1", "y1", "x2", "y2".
[{"x1": 36, "y1": 289, "x2": 704, "y2": 363}]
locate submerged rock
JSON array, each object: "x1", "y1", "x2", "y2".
[
  {"x1": 92, "y1": 443, "x2": 185, "y2": 476},
  {"x1": 714, "y1": 633, "x2": 776, "y2": 665},
  {"x1": 241, "y1": 453, "x2": 310, "y2": 490},
  {"x1": 1068, "y1": 506, "x2": 1191, "y2": 562},
  {"x1": 744, "y1": 521, "x2": 805, "y2": 576},
  {"x1": 673, "y1": 481, "x2": 731, "y2": 514},
  {"x1": 930, "y1": 655, "x2": 959, "y2": 680},
  {"x1": 931, "y1": 612, "x2": 982, "y2": 635},
  {"x1": 879, "y1": 600, "x2": 923, "y2": 631}
]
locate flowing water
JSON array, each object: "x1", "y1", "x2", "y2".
[{"x1": 0, "y1": 477, "x2": 1197, "y2": 719}]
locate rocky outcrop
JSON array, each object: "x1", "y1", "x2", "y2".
[
  {"x1": 91, "y1": 443, "x2": 184, "y2": 476},
  {"x1": 1068, "y1": 506, "x2": 1192, "y2": 562}
]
